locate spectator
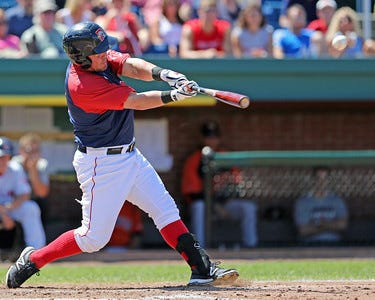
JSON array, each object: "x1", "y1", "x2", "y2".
[
  {"x1": 294, "y1": 166, "x2": 349, "y2": 244},
  {"x1": 231, "y1": 1, "x2": 273, "y2": 58},
  {"x1": 179, "y1": 0, "x2": 231, "y2": 58},
  {"x1": 12, "y1": 133, "x2": 50, "y2": 227},
  {"x1": 105, "y1": 201, "x2": 144, "y2": 252},
  {"x1": 95, "y1": 0, "x2": 147, "y2": 56},
  {"x1": 280, "y1": 0, "x2": 318, "y2": 25},
  {"x1": 0, "y1": 8, "x2": 28, "y2": 58},
  {"x1": 181, "y1": 121, "x2": 258, "y2": 248},
  {"x1": 56, "y1": 0, "x2": 96, "y2": 27},
  {"x1": 147, "y1": 0, "x2": 183, "y2": 57},
  {"x1": 91, "y1": 0, "x2": 108, "y2": 17},
  {"x1": 217, "y1": 0, "x2": 241, "y2": 25},
  {"x1": 138, "y1": 0, "x2": 161, "y2": 28},
  {"x1": 307, "y1": 0, "x2": 337, "y2": 33},
  {"x1": 363, "y1": 38, "x2": 375, "y2": 57},
  {"x1": 273, "y1": 4, "x2": 319, "y2": 58},
  {"x1": 20, "y1": 0, "x2": 67, "y2": 58},
  {"x1": 326, "y1": 6, "x2": 364, "y2": 58},
  {"x1": 0, "y1": 137, "x2": 46, "y2": 249},
  {"x1": 306, "y1": 0, "x2": 337, "y2": 57},
  {"x1": 178, "y1": 0, "x2": 194, "y2": 23},
  {"x1": 5, "y1": 0, "x2": 34, "y2": 38}
]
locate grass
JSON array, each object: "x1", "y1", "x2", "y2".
[{"x1": 1, "y1": 259, "x2": 375, "y2": 285}]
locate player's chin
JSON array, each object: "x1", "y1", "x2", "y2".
[{"x1": 92, "y1": 63, "x2": 108, "y2": 72}]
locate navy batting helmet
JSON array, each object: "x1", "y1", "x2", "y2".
[
  {"x1": 0, "y1": 137, "x2": 14, "y2": 157},
  {"x1": 63, "y1": 21, "x2": 109, "y2": 69}
]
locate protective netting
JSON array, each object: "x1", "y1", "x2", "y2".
[
  {"x1": 210, "y1": 166, "x2": 375, "y2": 218},
  {"x1": 213, "y1": 167, "x2": 375, "y2": 198}
]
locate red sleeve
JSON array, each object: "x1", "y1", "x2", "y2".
[
  {"x1": 68, "y1": 51, "x2": 135, "y2": 114},
  {"x1": 106, "y1": 49, "x2": 130, "y2": 75}
]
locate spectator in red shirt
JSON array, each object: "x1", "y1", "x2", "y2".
[
  {"x1": 307, "y1": 0, "x2": 337, "y2": 33},
  {"x1": 179, "y1": 0, "x2": 231, "y2": 58},
  {"x1": 95, "y1": 0, "x2": 147, "y2": 56},
  {"x1": 307, "y1": 0, "x2": 337, "y2": 57}
]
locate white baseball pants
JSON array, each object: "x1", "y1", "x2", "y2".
[{"x1": 72, "y1": 147, "x2": 180, "y2": 253}]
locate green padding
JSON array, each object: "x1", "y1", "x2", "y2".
[
  {"x1": 1, "y1": 58, "x2": 375, "y2": 101},
  {"x1": 212, "y1": 150, "x2": 375, "y2": 167}
]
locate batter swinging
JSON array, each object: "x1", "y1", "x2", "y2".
[{"x1": 6, "y1": 21, "x2": 239, "y2": 288}]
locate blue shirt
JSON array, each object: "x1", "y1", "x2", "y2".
[
  {"x1": 273, "y1": 28, "x2": 315, "y2": 58},
  {"x1": 5, "y1": 5, "x2": 33, "y2": 37}
]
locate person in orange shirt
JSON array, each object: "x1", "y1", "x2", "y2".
[
  {"x1": 179, "y1": 0, "x2": 231, "y2": 58},
  {"x1": 105, "y1": 201, "x2": 143, "y2": 252},
  {"x1": 181, "y1": 121, "x2": 258, "y2": 248}
]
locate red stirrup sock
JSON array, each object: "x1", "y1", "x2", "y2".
[
  {"x1": 160, "y1": 219, "x2": 190, "y2": 261},
  {"x1": 30, "y1": 230, "x2": 82, "y2": 269}
]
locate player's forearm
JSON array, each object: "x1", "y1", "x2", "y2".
[
  {"x1": 28, "y1": 168, "x2": 49, "y2": 197},
  {"x1": 122, "y1": 57, "x2": 156, "y2": 81},
  {"x1": 320, "y1": 218, "x2": 348, "y2": 231},
  {"x1": 124, "y1": 81, "x2": 197, "y2": 109},
  {"x1": 29, "y1": 179, "x2": 49, "y2": 198},
  {"x1": 124, "y1": 91, "x2": 166, "y2": 110},
  {"x1": 179, "y1": 48, "x2": 218, "y2": 59},
  {"x1": 298, "y1": 224, "x2": 322, "y2": 236},
  {"x1": 9, "y1": 194, "x2": 30, "y2": 210}
]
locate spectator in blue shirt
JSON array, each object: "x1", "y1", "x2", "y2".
[
  {"x1": 273, "y1": 4, "x2": 319, "y2": 58},
  {"x1": 5, "y1": 0, "x2": 34, "y2": 38},
  {"x1": 294, "y1": 166, "x2": 349, "y2": 244}
]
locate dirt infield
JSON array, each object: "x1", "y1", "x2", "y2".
[
  {"x1": 2, "y1": 248, "x2": 375, "y2": 299},
  {"x1": 1, "y1": 280, "x2": 375, "y2": 299}
]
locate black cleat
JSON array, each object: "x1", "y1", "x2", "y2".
[
  {"x1": 188, "y1": 262, "x2": 239, "y2": 286},
  {"x1": 6, "y1": 247, "x2": 39, "y2": 288}
]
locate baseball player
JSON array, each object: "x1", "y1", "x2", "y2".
[
  {"x1": 6, "y1": 21, "x2": 239, "y2": 288},
  {"x1": 0, "y1": 137, "x2": 46, "y2": 250}
]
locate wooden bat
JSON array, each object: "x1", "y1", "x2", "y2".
[{"x1": 192, "y1": 86, "x2": 250, "y2": 109}]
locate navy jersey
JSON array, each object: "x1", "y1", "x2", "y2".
[{"x1": 65, "y1": 50, "x2": 136, "y2": 148}]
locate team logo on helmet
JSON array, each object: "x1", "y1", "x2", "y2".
[{"x1": 95, "y1": 28, "x2": 106, "y2": 42}]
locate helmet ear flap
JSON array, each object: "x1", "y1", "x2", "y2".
[{"x1": 81, "y1": 56, "x2": 92, "y2": 69}]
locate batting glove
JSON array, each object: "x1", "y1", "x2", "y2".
[
  {"x1": 171, "y1": 80, "x2": 198, "y2": 101},
  {"x1": 162, "y1": 81, "x2": 198, "y2": 103},
  {"x1": 151, "y1": 67, "x2": 188, "y2": 89}
]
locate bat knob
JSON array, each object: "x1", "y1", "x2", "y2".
[{"x1": 240, "y1": 97, "x2": 250, "y2": 109}]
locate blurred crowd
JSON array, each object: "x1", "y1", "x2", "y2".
[{"x1": 1, "y1": 0, "x2": 375, "y2": 59}]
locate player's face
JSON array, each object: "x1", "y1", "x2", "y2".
[{"x1": 88, "y1": 52, "x2": 108, "y2": 72}]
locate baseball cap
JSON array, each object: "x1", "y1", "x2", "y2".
[
  {"x1": 316, "y1": 0, "x2": 337, "y2": 10},
  {"x1": 34, "y1": 0, "x2": 58, "y2": 14},
  {"x1": 0, "y1": 137, "x2": 14, "y2": 157},
  {"x1": 201, "y1": 121, "x2": 220, "y2": 137}
]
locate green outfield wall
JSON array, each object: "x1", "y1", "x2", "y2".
[{"x1": 0, "y1": 58, "x2": 375, "y2": 104}]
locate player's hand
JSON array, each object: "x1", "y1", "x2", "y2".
[
  {"x1": 170, "y1": 81, "x2": 198, "y2": 101},
  {"x1": 160, "y1": 69, "x2": 189, "y2": 89}
]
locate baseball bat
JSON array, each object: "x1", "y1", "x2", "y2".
[{"x1": 192, "y1": 86, "x2": 250, "y2": 109}]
